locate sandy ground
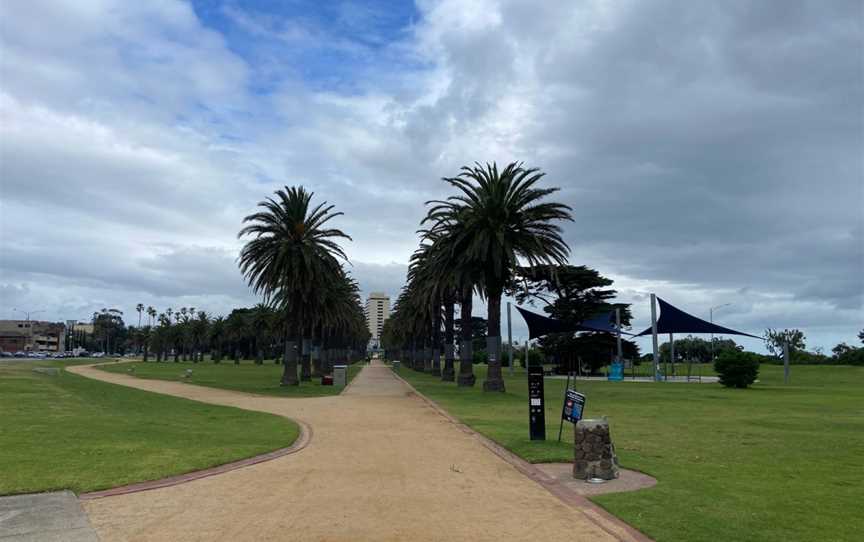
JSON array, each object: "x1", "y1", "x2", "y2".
[{"x1": 68, "y1": 361, "x2": 638, "y2": 541}]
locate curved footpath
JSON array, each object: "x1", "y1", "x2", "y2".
[{"x1": 68, "y1": 361, "x2": 648, "y2": 541}]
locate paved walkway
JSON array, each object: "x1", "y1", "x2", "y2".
[
  {"x1": 0, "y1": 491, "x2": 97, "y2": 542},
  {"x1": 68, "y1": 361, "x2": 643, "y2": 541}
]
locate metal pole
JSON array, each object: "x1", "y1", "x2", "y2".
[
  {"x1": 615, "y1": 307, "x2": 623, "y2": 363},
  {"x1": 507, "y1": 302, "x2": 513, "y2": 375},
  {"x1": 558, "y1": 369, "x2": 571, "y2": 442},
  {"x1": 668, "y1": 332, "x2": 674, "y2": 379},
  {"x1": 783, "y1": 342, "x2": 790, "y2": 383},
  {"x1": 650, "y1": 294, "x2": 660, "y2": 381},
  {"x1": 525, "y1": 338, "x2": 530, "y2": 373},
  {"x1": 710, "y1": 307, "x2": 714, "y2": 364}
]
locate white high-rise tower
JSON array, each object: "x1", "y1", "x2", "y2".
[{"x1": 365, "y1": 292, "x2": 390, "y2": 348}]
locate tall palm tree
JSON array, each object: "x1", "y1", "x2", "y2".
[
  {"x1": 209, "y1": 316, "x2": 226, "y2": 363},
  {"x1": 238, "y1": 186, "x2": 351, "y2": 386},
  {"x1": 421, "y1": 203, "x2": 483, "y2": 386},
  {"x1": 428, "y1": 162, "x2": 572, "y2": 392}
]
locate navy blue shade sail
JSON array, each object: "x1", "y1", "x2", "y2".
[
  {"x1": 634, "y1": 297, "x2": 761, "y2": 339},
  {"x1": 515, "y1": 306, "x2": 622, "y2": 340}
]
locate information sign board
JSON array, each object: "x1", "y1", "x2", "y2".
[
  {"x1": 528, "y1": 365, "x2": 546, "y2": 440},
  {"x1": 561, "y1": 389, "x2": 586, "y2": 424}
]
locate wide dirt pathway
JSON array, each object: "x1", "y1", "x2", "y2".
[{"x1": 69, "y1": 361, "x2": 637, "y2": 541}]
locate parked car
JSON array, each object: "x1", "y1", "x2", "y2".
[{"x1": 0, "y1": 351, "x2": 12, "y2": 358}]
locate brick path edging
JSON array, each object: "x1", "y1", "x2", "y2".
[
  {"x1": 79, "y1": 419, "x2": 312, "y2": 500},
  {"x1": 390, "y1": 369, "x2": 653, "y2": 542}
]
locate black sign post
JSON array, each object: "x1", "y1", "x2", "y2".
[
  {"x1": 528, "y1": 365, "x2": 546, "y2": 440},
  {"x1": 561, "y1": 389, "x2": 586, "y2": 425}
]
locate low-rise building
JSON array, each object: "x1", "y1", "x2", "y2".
[{"x1": 0, "y1": 320, "x2": 66, "y2": 353}]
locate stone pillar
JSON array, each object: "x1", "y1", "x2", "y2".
[{"x1": 573, "y1": 419, "x2": 619, "y2": 480}]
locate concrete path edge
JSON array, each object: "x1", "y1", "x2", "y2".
[{"x1": 389, "y1": 368, "x2": 654, "y2": 542}]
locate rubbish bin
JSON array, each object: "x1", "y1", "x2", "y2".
[
  {"x1": 333, "y1": 365, "x2": 347, "y2": 387},
  {"x1": 392, "y1": 360, "x2": 400, "y2": 372}
]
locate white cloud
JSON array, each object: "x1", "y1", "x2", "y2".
[{"x1": 1, "y1": 0, "x2": 861, "y2": 353}]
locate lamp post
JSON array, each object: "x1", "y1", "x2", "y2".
[
  {"x1": 13, "y1": 308, "x2": 45, "y2": 352},
  {"x1": 709, "y1": 303, "x2": 732, "y2": 362}
]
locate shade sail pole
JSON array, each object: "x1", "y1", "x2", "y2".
[
  {"x1": 668, "y1": 332, "x2": 674, "y2": 379},
  {"x1": 651, "y1": 293, "x2": 660, "y2": 381}
]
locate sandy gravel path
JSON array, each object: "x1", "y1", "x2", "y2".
[{"x1": 68, "y1": 361, "x2": 638, "y2": 541}]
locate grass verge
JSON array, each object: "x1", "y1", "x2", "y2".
[
  {"x1": 0, "y1": 359, "x2": 299, "y2": 496},
  {"x1": 398, "y1": 363, "x2": 863, "y2": 542},
  {"x1": 99, "y1": 358, "x2": 362, "y2": 397}
]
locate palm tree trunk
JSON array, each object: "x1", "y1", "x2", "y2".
[
  {"x1": 430, "y1": 301, "x2": 442, "y2": 376},
  {"x1": 457, "y1": 288, "x2": 475, "y2": 386},
  {"x1": 442, "y1": 300, "x2": 455, "y2": 381},
  {"x1": 311, "y1": 329, "x2": 322, "y2": 378},
  {"x1": 300, "y1": 338, "x2": 312, "y2": 381},
  {"x1": 483, "y1": 287, "x2": 506, "y2": 392},
  {"x1": 423, "y1": 340, "x2": 432, "y2": 373},
  {"x1": 281, "y1": 325, "x2": 299, "y2": 386},
  {"x1": 143, "y1": 343, "x2": 149, "y2": 362}
]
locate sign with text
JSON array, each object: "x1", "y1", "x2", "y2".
[
  {"x1": 561, "y1": 389, "x2": 586, "y2": 425},
  {"x1": 528, "y1": 365, "x2": 546, "y2": 440}
]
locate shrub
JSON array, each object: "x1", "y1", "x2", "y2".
[
  {"x1": 837, "y1": 347, "x2": 864, "y2": 366},
  {"x1": 714, "y1": 351, "x2": 760, "y2": 388},
  {"x1": 472, "y1": 349, "x2": 489, "y2": 364}
]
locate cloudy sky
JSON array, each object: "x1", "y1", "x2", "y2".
[{"x1": 1, "y1": 0, "x2": 861, "y2": 353}]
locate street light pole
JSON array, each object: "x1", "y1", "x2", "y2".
[{"x1": 12, "y1": 308, "x2": 45, "y2": 352}]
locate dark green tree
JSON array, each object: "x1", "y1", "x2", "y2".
[{"x1": 511, "y1": 265, "x2": 638, "y2": 374}]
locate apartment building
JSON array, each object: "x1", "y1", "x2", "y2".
[
  {"x1": 365, "y1": 292, "x2": 390, "y2": 349},
  {"x1": 0, "y1": 320, "x2": 66, "y2": 352}
]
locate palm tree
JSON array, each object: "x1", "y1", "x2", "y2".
[
  {"x1": 249, "y1": 304, "x2": 273, "y2": 365},
  {"x1": 238, "y1": 186, "x2": 351, "y2": 386},
  {"x1": 154, "y1": 313, "x2": 169, "y2": 362},
  {"x1": 191, "y1": 311, "x2": 209, "y2": 363},
  {"x1": 421, "y1": 203, "x2": 483, "y2": 386},
  {"x1": 428, "y1": 162, "x2": 572, "y2": 392},
  {"x1": 209, "y1": 316, "x2": 226, "y2": 363}
]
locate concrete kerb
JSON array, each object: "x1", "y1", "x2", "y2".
[{"x1": 388, "y1": 368, "x2": 654, "y2": 542}]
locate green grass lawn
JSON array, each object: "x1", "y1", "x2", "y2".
[
  {"x1": 0, "y1": 358, "x2": 299, "y2": 496},
  {"x1": 397, "y1": 363, "x2": 863, "y2": 542},
  {"x1": 99, "y1": 358, "x2": 362, "y2": 397}
]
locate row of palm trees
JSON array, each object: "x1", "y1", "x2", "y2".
[
  {"x1": 130, "y1": 303, "x2": 366, "y2": 377},
  {"x1": 238, "y1": 186, "x2": 370, "y2": 385},
  {"x1": 381, "y1": 162, "x2": 573, "y2": 392}
]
